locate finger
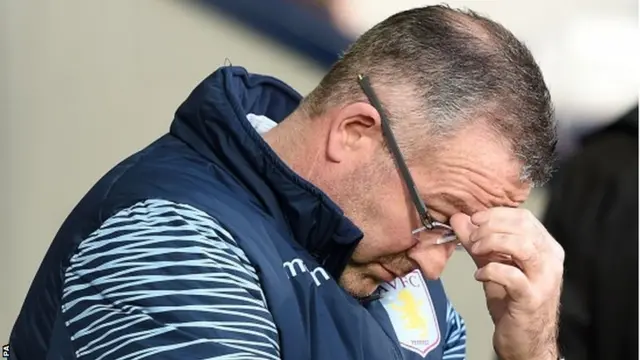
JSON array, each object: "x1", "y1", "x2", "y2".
[
  {"x1": 470, "y1": 208, "x2": 558, "y2": 259},
  {"x1": 470, "y1": 233, "x2": 539, "y2": 274},
  {"x1": 474, "y1": 262, "x2": 532, "y2": 301},
  {"x1": 450, "y1": 213, "x2": 487, "y2": 268},
  {"x1": 450, "y1": 213, "x2": 477, "y2": 247},
  {"x1": 469, "y1": 223, "x2": 514, "y2": 243},
  {"x1": 471, "y1": 208, "x2": 537, "y2": 234}
]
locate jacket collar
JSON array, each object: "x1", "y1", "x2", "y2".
[{"x1": 169, "y1": 66, "x2": 363, "y2": 278}]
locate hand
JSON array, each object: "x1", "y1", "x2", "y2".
[{"x1": 450, "y1": 208, "x2": 564, "y2": 360}]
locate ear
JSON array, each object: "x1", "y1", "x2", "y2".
[{"x1": 325, "y1": 102, "x2": 382, "y2": 164}]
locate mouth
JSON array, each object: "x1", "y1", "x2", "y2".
[
  {"x1": 378, "y1": 263, "x2": 403, "y2": 282},
  {"x1": 376, "y1": 263, "x2": 397, "y2": 282}
]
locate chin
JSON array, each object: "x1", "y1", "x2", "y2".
[{"x1": 338, "y1": 271, "x2": 380, "y2": 299}]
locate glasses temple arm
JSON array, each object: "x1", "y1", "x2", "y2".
[{"x1": 357, "y1": 74, "x2": 433, "y2": 229}]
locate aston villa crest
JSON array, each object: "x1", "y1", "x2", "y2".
[{"x1": 379, "y1": 269, "x2": 441, "y2": 357}]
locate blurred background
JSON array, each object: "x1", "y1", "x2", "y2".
[{"x1": 1, "y1": 1, "x2": 637, "y2": 359}]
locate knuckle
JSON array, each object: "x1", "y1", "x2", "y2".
[
  {"x1": 513, "y1": 208, "x2": 532, "y2": 227},
  {"x1": 556, "y1": 243, "x2": 566, "y2": 260},
  {"x1": 517, "y1": 208, "x2": 532, "y2": 220},
  {"x1": 521, "y1": 208, "x2": 534, "y2": 218},
  {"x1": 556, "y1": 256, "x2": 565, "y2": 273},
  {"x1": 546, "y1": 238, "x2": 565, "y2": 262}
]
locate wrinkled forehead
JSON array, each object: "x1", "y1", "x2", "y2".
[
  {"x1": 419, "y1": 124, "x2": 532, "y2": 212},
  {"x1": 445, "y1": 121, "x2": 526, "y2": 176}
]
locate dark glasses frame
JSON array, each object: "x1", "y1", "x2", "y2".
[{"x1": 357, "y1": 74, "x2": 456, "y2": 239}]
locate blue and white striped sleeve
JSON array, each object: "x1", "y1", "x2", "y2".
[
  {"x1": 443, "y1": 301, "x2": 467, "y2": 359},
  {"x1": 61, "y1": 199, "x2": 280, "y2": 360}
]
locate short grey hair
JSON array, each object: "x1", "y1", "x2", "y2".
[{"x1": 302, "y1": 5, "x2": 557, "y2": 186}]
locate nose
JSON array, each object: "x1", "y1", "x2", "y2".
[
  {"x1": 446, "y1": 241, "x2": 457, "y2": 258},
  {"x1": 412, "y1": 226, "x2": 457, "y2": 246},
  {"x1": 406, "y1": 236, "x2": 457, "y2": 280}
]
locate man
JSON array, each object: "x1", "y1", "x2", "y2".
[
  {"x1": 10, "y1": 5, "x2": 563, "y2": 360},
  {"x1": 543, "y1": 107, "x2": 638, "y2": 360}
]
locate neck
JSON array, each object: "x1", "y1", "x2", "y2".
[{"x1": 263, "y1": 112, "x2": 326, "y2": 182}]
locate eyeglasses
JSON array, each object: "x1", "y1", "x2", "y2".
[{"x1": 357, "y1": 74, "x2": 458, "y2": 245}]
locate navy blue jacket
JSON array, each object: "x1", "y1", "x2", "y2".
[{"x1": 9, "y1": 66, "x2": 466, "y2": 360}]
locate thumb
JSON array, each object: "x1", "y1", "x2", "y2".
[{"x1": 450, "y1": 213, "x2": 477, "y2": 250}]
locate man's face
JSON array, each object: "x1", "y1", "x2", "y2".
[{"x1": 334, "y1": 122, "x2": 531, "y2": 298}]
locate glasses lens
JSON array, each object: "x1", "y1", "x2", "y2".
[
  {"x1": 412, "y1": 223, "x2": 458, "y2": 245},
  {"x1": 431, "y1": 222, "x2": 457, "y2": 244}
]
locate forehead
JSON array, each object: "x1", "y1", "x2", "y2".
[{"x1": 419, "y1": 122, "x2": 531, "y2": 211}]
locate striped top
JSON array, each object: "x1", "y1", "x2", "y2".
[
  {"x1": 61, "y1": 199, "x2": 467, "y2": 359},
  {"x1": 443, "y1": 301, "x2": 467, "y2": 359}
]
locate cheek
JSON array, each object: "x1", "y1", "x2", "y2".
[
  {"x1": 350, "y1": 202, "x2": 417, "y2": 263},
  {"x1": 351, "y1": 226, "x2": 415, "y2": 263},
  {"x1": 407, "y1": 242, "x2": 457, "y2": 280},
  {"x1": 347, "y1": 168, "x2": 416, "y2": 262}
]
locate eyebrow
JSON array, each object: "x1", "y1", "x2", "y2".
[{"x1": 441, "y1": 193, "x2": 479, "y2": 215}]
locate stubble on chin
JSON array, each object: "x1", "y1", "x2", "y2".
[{"x1": 338, "y1": 266, "x2": 381, "y2": 299}]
